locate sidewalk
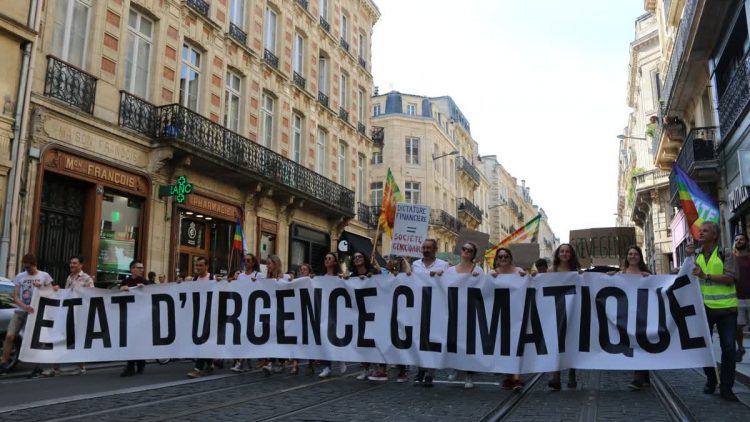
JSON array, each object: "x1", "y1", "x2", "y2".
[{"x1": 712, "y1": 329, "x2": 750, "y2": 387}]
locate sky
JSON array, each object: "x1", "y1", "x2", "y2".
[{"x1": 371, "y1": 0, "x2": 647, "y2": 242}]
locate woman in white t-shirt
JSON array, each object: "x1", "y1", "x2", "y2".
[{"x1": 261, "y1": 254, "x2": 291, "y2": 376}]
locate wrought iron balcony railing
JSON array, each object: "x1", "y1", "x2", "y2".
[
  {"x1": 358, "y1": 57, "x2": 367, "y2": 69},
  {"x1": 264, "y1": 48, "x2": 279, "y2": 69},
  {"x1": 293, "y1": 72, "x2": 306, "y2": 90},
  {"x1": 718, "y1": 49, "x2": 750, "y2": 138},
  {"x1": 119, "y1": 91, "x2": 155, "y2": 136},
  {"x1": 296, "y1": 0, "x2": 309, "y2": 11},
  {"x1": 457, "y1": 197, "x2": 482, "y2": 223},
  {"x1": 456, "y1": 156, "x2": 481, "y2": 185},
  {"x1": 228, "y1": 22, "x2": 247, "y2": 45},
  {"x1": 371, "y1": 126, "x2": 384, "y2": 145},
  {"x1": 319, "y1": 16, "x2": 330, "y2": 33},
  {"x1": 661, "y1": 0, "x2": 697, "y2": 109},
  {"x1": 186, "y1": 0, "x2": 209, "y2": 17},
  {"x1": 429, "y1": 209, "x2": 461, "y2": 233},
  {"x1": 340, "y1": 38, "x2": 350, "y2": 52},
  {"x1": 339, "y1": 107, "x2": 349, "y2": 122},
  {"x1": 669, "y1": 127, "x2": 719, "y2": 206},
  {"x1": 44, "y1": 56, "x2": 97, "y2": 114},
  {"x1": 357, "y1": 202, "x2": 379, "y2": 227},
  {"x1": 318, "y1": 91, "x2": 329, "y2": 108},
  {"x1": 145, "y1": 103, "x2": 354, "y2": 215},
  {"x1": 357, "y1": 122, "x2": 366, "y2": 136},
  {"x1": 651, "y1": 104, "x2": 665, "y2": 156}
]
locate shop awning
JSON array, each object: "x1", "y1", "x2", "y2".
[{"x1": 338, "y1": 231, "x2": 386, "y2": 266}]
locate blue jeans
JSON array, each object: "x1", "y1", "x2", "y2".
[{"x1": 703, "y1": 307, "x2": 737, "y2": 391}]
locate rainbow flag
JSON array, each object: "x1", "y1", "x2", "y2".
[
  {"x1": 378, "y1": 168, "x2": 403, "y2": 237},
  {"x1": 485, "y1": 213, "x2": 542, "y2": 264},
  {"x1": 232, "y1": 218, "x2": 247, "y2": 252},
  {"x1": 672, "y1": 163, "x2": 719, "y2": 239}
]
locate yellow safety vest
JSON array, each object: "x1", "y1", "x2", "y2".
[{"x1": 696, "y1": 247, "x2": 737, "y2": 309}]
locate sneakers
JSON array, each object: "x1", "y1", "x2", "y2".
[
  {"x1": 512, "y1": 379, "x2": 525, "y2": 391},
  {"x1": 318, "y1": 366, "x2": 332, "y2": 378},
  {"x1": 368, "y1": 370, "x2": 388, "y2": 381},
  {"x1": 628, "y1": 379, "x2": 644, "y2": 391},
  {"x1": 447, "y1": 371, "x2": 457, "y2": 381},
  {"x1": 464, "y1": 374, "x2": 474, "y2": 389},
  {"x1": 423, "y1": 375, "x2": 434, "y2": 388},
  {"x1": 721, "y1": 389, "x2": 740, "y2": 402},
  {"x1": 28, "y1": 366, "x2": 43, "y2": 379},
  {"x1": 70, "y1": 367, "x2": 86, "y2": 376},
  {"x1": 501, "y1": 378, "x2": 513, "y2": 390},
  {"x1": 0, "y1": 362, "x2": 9, "y2": 375},
  {"x1": 187, "y1": 368, "x2": 208, "y2": 378},
  {"x1": 230, "y1": 362, "x2": 244, "y2": 373},
  {"x1": 413, "y1": 369, "x2": 425, "y2": 386},
  {"x1": 397, "y1": 369, "x2": 409, "y2": 383},
  {"x1": 737, "y1": 347, "x2": 746, "y2": 363},
  {"x1": 339, "y1": 361, "x2": 348, "y2": 374},
  {"x1": 703, "y1": 382, "x2": 717, "y2": 394},
  {"x1": 272, "y1": 363, "x2": 284, "y2": 373},
  {"x1": 356, "y1": 369, "x2": 370, "y2": 380},
  {"x1": 42, "y1": 368, "x2": 61, "y2": 377},
  {"x1": 262, "y1": 362, "x2": 273, "y2": 376}
]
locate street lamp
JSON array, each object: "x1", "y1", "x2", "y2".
[
  {"x1": 432, "y1": 149, "x2": 459, "y2": 160},
  {"x1": 617, "y1": 134, "x2": 647, "y2": 141}
]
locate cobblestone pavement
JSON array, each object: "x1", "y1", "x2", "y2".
[{"x1": 1, "y1": 365, "x2": 749, "y2": 421}]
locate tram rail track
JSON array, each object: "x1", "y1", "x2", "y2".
[{"x1": 478, "y1": 373, "x2": 544, "y2": 422}]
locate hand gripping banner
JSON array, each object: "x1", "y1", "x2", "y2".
[{"x1": 20, "y1": 270, "x2": 715, "y2": 373}]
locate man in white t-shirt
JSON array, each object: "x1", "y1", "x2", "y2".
[{"x1": 0, "y1": 254, "x2": 53, "y2": 374}]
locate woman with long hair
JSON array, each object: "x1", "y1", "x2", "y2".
[
  {"x1": 616, "y1": 245, "x2": 651, "y2": 390},
  {"x1": 548, "y1": 243, "x2": 581, "y2": 391},
  {"x1": 490, "y1": 247, "x2": 526, "y2": 391},
  {"x1": 318, "y1": 253, "x2": 347, "y2": 378},
  {"x1": 262, "y1": 255, "x2": 291, "y2": 376}
]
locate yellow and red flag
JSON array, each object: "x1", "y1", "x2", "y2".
[
  {"x1": 378, "y1": 168, "x2": 403, "y2": 237},
  {"x1": 485, "y1": 213, "x2": 542, "y2": 265}
]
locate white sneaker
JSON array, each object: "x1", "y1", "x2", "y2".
[
  {"x1": 448, "y1": 371, "x2": 457, "y2": 381},
  {"x1": 356, "y1": 369, "x2": 369, "y2": 380},
  {"x1": 339, "y1": 361, "x2": 348, "y2": 374},
  {"x1": 42, "y1": 368, "x2": 60, "y2": 377},
  {"x1": 272, "y1": 363, "x2": 284, "y2": 373},
  {"x1": 70, "y1": 367, "x2": 86, "y2": 376},
  {"x1": 230, "y1": 363, "x2": 243, "y2": 373},
  {"x1": 464, "y1": 375, "x2": 474, "y2": 389},
  {"x1": 319, "y1": 366, "x2": 332, "y2": 378}
]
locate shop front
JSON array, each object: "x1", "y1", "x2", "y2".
[
  {"x1": 32, "y1": 148, "x2": 150, "y2": 286},
  {"x1": 171, "y1": 191, "x2": 242, "y2": 280},
  {"x1": 289, "y1": 223, "x2": 330, "y2": 275}
]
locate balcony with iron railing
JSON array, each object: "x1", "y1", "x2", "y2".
[
  {"x1": 661, "y1": 0, "x2": 697, "y2": 110},
  {"x1": 456, "y1": 156, "x2": 481, "y2": 186},
  {"x1": 319, "y1": 16, "x2": 330, "y2": 33},
  {"x1": 228, "y1": 22, "x2": 247, "y2": 46},
  {"x1": 185, "y1": 0, "x2": 209, "y2": 17},
  {"x1": 429, "y1": 209, "x2": 461, "y2": 233},
  {"x1": 718, "y1": 49, "x2": 750, "y2": 138},
  {"x1": 668, "y1": 127, "x2": 719, "y2": 206},
  {"x1": 340, "y1": 38, "x2": 350, "y2": 53},
  {"x1": 296, "y1": 0, "x2": 309, "y2": 11},
  {"x1": 293, "y1": 72, "x2": 306, "y2": 90},
  {"x1": 318, "y1": 91, "x2": 329, "y2": 108},
  {"x1": 264, "y1": 48, "x2": 279, "y2": 69},
  {"x1": 358, "y1": 57, "x2": 367, "y2": 69},
  {"x1": 339, "y1": 107, "x2": 349, "y2": 122},
  {"x1": 44, "y1": 56, "x2": 97, "y2": 114},
  {"x1": 357, "y1": 122, "x2": 366, "y2": 136},
  {"x1": 371, "y1": 126, "x2": 384, "y2": 146},
  {"x1": 117, "y1": 93, "x2": 354, "y2": 216},
  {"x1": 357, "y1": 202, "x2": 379, "y2": 227},
  {"x1": 457, "y1": 197, "x2": 482, "y2": 223}
]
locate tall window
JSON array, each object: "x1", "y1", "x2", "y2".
[
  {"x1": 264, "y1": 7, "x2": 277, "y2": 53},
  {"x1": 373, "y1": 104, "x2": 381, "y2": 116},
  {"x1": 316, "y1": 128, "x2": 327, "y2": 175},
  {"x1": 339, "y1": 73, "x2": 348, "y2": 108},
  {"x1": 293, "y1": 32, "x2": 305, "y2": 75},
  {"x1": 341, "y1": 14, "x2": 349, "y2": 43},
  {"x1": 124, "y1": 10, "x2": 152, "y2": 98},
  {"x1": 371, "y1": 148, "x2": 382, "y2": 164},
  {"x1": 261, "y1": 94, "x2": 274, "y2": 148},
  {"x1": 179, "y1": 44, "x2": 201, "y2": 111},
  {"x1": 404, "y1": 182, "x2": 420, "y2": 204},
  {"x1": 358, "y1": 32, "x2": 367, "y2": 59},
  {"x1": 405, "y1": 137, "x2": 419, "y2": 165},
  {"x1": 433, "y1": 143, "x2": 440, "y2": 172},
  {"x1": 224, "y1": 71, "x2": 241, "y2": 132},
  {"x1": 406, "y1": 103, "x2": 416, "y2": 115},
  {"x1": 229, "y1": 0, "x2": 244, "y2": 27},
  {"x1": 318, "y1": 54, "x2": 328, "y2": 94},
  {"x1": 292, "y1": 113, "x2": 303, "y2": 163},
  {"x1": 52, "y1": 0, "x2": 91, "y2": 67},
  {"x1": 357, "y1": 89, "x2": 365, "y2": 122},
  {"x1": 357, "y1": 154, "x2": 366, "y2": 203},
  {"x1": 338, "y1": 141, "x2": 348, "y2": 187},
  {"x1": 319, "y1": 0, "x2": 328, "y2": 20},
  {"x1": 371, "y1": 182, "x2": 383, "y2": 207}
]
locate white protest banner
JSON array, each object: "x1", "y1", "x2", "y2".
[
  {"x1": 20, "y1": 271, "x2": 714, "y2": 373},
  {"x1": 391, "y1": 203, "x2": 430, "y2": 258}
]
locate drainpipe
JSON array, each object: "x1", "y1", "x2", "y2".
[{"x1": 0, "y1": 0, "x2": 39, "y2": 278}]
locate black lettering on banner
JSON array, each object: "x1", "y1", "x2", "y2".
[
  {"x1": 84, "y1": 297, "x2": 112, "y2": 349},
  {"x1": 151, "y1": 294, "x2": 176, "y2": 346},
  {"x1": 595, "y1": 287, "x2": 633, "y2": 357},
  {"x1": 327, "y1": 287, "x2": 353, "y2": 347},
  {"x1": 666, "y1": 275, "x2": 706, "y2": 349},
  {"x1": 191, "y1": 292, "x2": 212, "y2": 345},
  {"x1": 447, "y1": 287, "x2": 458, "y2": 353},
  {"x1": 299, "y1": 288, "x2": 322, "y2": 345},
  {"x1": 466, "y1": 288, "x2": 511, "y2": 356},
  {"x1": 636, "y1": 288, "x2": 670, "y2": 353},
  {"x1": 542, "y1": 286, "x2": 576, "y2": 353},
  {"x1": 218, "y1": 292, "x2": 242, "y2": 345},
  {"x1": 391, "y1": 285, "x2": 414, "y2": 349},
  {"x1": 31, "y1": 297, "x2": 59, "y2": 350},
  {"x1": 579, "y1": 286, "x2": 591, "y2": 352},
  {"x1": 111, "y1": 296, "x2": 135, "y2": 347},
  {"x1": 516, "y1": 288, "x2": 547, "y2": 356},
  {"x1": 276, "y1": 290, "x2": 297, "y2": 345},
  {"x1": 62, "y1": 298, "x2": 82, "y2": 349},
  {"x1": 419, "y1": 286, "x2": 441, "y2": 352},
  {"x1": 247, "y1": 290, "x2": 270, "y2": 345},
  {"x1": 355, "y1": 288, "x2": 377, "y2": 348}
]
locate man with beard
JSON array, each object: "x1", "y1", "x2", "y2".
[{"x1": 733, "y1": 233, "x2": 750, "y2": 363}]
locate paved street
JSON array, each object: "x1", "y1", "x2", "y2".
[{"x1": 1, "y1": 359, "x2": 749, "y2": 421}]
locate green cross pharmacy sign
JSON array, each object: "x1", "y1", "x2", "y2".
[{"x1": 159, "y1": 175, "x2": 193, "y2": 204}]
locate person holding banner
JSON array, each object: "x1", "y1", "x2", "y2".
[
  {"x1": 120, "y1": 260, "x2": 152, "y2": 377},
  {"x1": 186, "y1": 257, "x2": 219, "y2": 378},
  {"x1": 547, "y1": 244, "x2": 581, "y2": 391},
  {"x1": 237, "y1": 253, "x2": 263, "y2": 282},
  {"x1": 688, "y1": 221, "x2": 740, "y2": 402},
  {"x1": 490, "y1": 247, "x2": 526, "y2": 391},
  {"x1": 260, "y1": 255, "x2": 292, "y2": 376},
  {"x1": 318, "y1": 253, "x2": 348, "y2": 378},
  {"x1": 444, "y1": 242, "x2": 483, "y2": 389}
]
